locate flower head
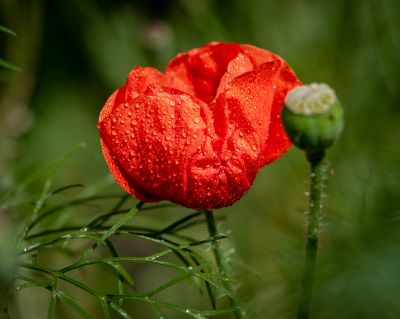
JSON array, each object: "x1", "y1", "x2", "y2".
[{"x1": 98, "y1": 42, "x2": 301, "y2": 209}]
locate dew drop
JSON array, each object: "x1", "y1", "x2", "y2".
[
  {"x1": 239, "y1": 131, "x2": 244, "y2": 137},
  {"x1": 111, "y1": 130, "x2": 117, "y2": 136},
  {"x1": 165, "y1": 135, "x2": 171, "y2": 141},
  {"x1": 251, "y1": 144, "x2": 258, "y2": 151},
  {"x1": 169, "y1": 100, "x2": 176, "y2": 107},
  {"x1": 193, "y1": 117, "x2": 200, "y2": 124},
  {"x1": 170, "y1": 113, "x2": 175, "y2": 119}
]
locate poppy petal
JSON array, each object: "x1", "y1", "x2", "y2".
[{"x1": 98, "y1": 42, "x2": 301, "y2": 209}]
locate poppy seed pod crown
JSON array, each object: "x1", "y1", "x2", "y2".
[
  {"x1": 282, "y1": 83, "x2": 344, "y2": 152},
  {"x1": 98, "y1": 42, "x2": 301, "y2": 209}
]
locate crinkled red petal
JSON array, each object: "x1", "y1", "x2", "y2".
[{"x1": 98, "y1": 42, "x2": 301, "y2": 209}]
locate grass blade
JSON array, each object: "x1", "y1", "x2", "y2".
[
  {"x1": 18, "y1": 180, "x2": 52, "y2": 248},
  {"x1": 58, "y1": 291, "x2": 93, "y2": 319},
  {"x1": 84, "y1": 201, "x2": 144, "y2": 257},
  {"x1": 50, "y1": 184, "x2": 84, "y2": 196},
  {"x1": 48, "y1": 289, "x2": 57, "y2": 319},
  {"x1": 29, "y1": 194, "x2": 125, "y2": 231},
  {"x1": 156, "y1": 211, "x2": 203, "y2": 235},
  {"x1": 0, "y1": 26, "x2": 17, "y2": 36},
  {"x1": 0, "y1": 58, "x2": 21, "y2": 71},
  {"x1": 100, "y1": 299, "x2": 111, "y2": 319},
  {"x1": 109, "y1": 302, "x2": 132, "y2": 319}
]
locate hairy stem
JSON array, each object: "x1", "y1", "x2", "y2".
[
  {"x1": 204, "y1": 210, "x2": 242, "y2": 319},
  {"x1": 297, "y1": 151, "x2": 325, "y2": 319}
]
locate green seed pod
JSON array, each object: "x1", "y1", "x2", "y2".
[{"x1": 281, "y1": 83, "x2": 344, "y2": 152}]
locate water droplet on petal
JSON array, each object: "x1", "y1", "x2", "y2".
[
  {"x1": 251, "y1": 144, "x2": 258, "y2": 151},
  {"x1": 194, "y1": 117, "x2": 200, "y2": 124}
]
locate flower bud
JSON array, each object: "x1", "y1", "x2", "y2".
[{"x1": 281, "y1": 83, "x2": 344, "y2": 152}]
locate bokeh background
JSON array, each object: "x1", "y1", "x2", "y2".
[{"x1": 1, "y1": 0, "x2": 400, "y2": 318}]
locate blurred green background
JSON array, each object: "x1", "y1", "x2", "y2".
[{"x1": 1, "y1": 0, "x2": 400, "y2": 318}]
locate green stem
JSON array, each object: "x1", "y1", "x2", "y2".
[
  {"x1": 1, "y1": 292, "x2": 10, "y2": 319},
  {"x1": 297, "y1": 151, "x2": 325, "y2": 319},
  {"x1": 204, "y1": 210, "x2": 242, "y2": 319}
]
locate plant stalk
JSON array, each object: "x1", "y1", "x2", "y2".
[
  {"x1": 297, "y1": 151, "x2": 325, "y2": 319},
  {"x1": 204, "y1": 210, "x2": 242, "y2": 319},
  {"x1": 1, "y1": 293, "x2": 9, "y2": 319}
]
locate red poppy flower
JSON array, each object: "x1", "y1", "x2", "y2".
[{"x1": 98, "y1": 42, "x2": 301, "y2": 210}]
